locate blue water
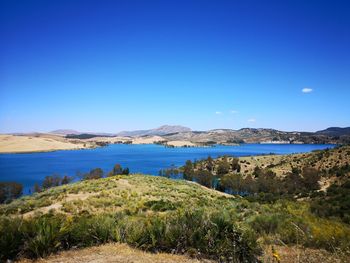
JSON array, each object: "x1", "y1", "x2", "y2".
[{"x1": 0, "y1": 144, "x2": 334, "y2": 193}]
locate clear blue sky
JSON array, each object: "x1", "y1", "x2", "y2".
[{"x1": 1, "y1": 0, "x2": 349, "y2": 133}]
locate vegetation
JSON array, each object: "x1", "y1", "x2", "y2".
[
  {"x1": 0, "y1": 175, "x2": 262, "y2": 262},
  {"x1": 0, "y1": 182, "x2": 23, "y2": 204},
  {"x1": 311, "y1": 180, "x2": 350, "y2": 224},
  {"x1": 108, "y1": 163, "x2": 130, "y2": 176},
  {"x1": 1, "y1": 174, "x2": 349, "y2": 261},
  {"x1": 83, "y1": 168, "x2": 104, "y2": 180},
  {"x1": 65, "y1": 134, "x2": 106, "y2": 139},
  {"x1": 1, "y1": 145, "x2": 349, "y2": 262}
]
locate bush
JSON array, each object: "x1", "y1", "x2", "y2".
[
  {"x1": 0, "y1": 182, "x2": 23, "y2": 203},
  {"x1": 0, "y1": 217, "x2": 25, "y2": 260},
  {"x1": 0, "y1": 209, "x2": 260, "y2": 262},
  {"x1": 116, "y1": 209, "x2": 260, "y2": 261},
  {"x1": 143, "y1": 199, "x2": 177, "y2": 212}
]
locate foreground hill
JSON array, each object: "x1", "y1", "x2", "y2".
[{"x1": 1, "y1": 171, "x2": 350, "y2": 262}]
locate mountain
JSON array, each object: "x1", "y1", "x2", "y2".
[
  {"x1": 50, "y1": 129, "x2": 116, "y2": 137},
  {"x1": 49, "y1": 126, "x2": 350, "y2": 144},
  {"x1": 162, "y1": 127, "x2": 350, "y2": 144},
  {"x1": 117, "y1": 125, "x2": 191, "y2": 137},
  {"x1": 49, "y1": 129, "x2": 81, "y2": 135},
  {"x1": 315, "y1": 127, "x2": 350, "y2": 137}
]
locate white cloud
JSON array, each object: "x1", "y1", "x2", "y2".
[
  {"x1": 247, "y1": 118, "x2": 256, "y2": 123},
  {"x1": 230, "y1": 110, "x2": 238, "y2": 114},
  {"x1": 215, "y1": 111, "x2": 222, "y2": 115},
  {"x1": 302, "y1": 88, "x2": 313, "y2": 93}
]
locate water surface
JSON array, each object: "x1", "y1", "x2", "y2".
[{"x1": 0, "y1": 143, "x2": 334, "y2": 193}]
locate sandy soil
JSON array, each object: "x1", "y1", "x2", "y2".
[
  {"x1": 131, "y1": 135, "x2": 165, "y2": 144},
  {"x1": 0, "y1": 135, "x2": 88, "y2": 153},
  {"x1": 260, "y1": 245, "x2": 348, "y2": 263},
  {"x1": 166, "y1": 140, "x2": 196, "y2": 147},
  {"x1": 84, "y1": 136, "x2": 131, "y2": 143},
  {"x1": 18, "y1": 243, "x2": 213, "y2": 263},
  {"x1": 17, "y1": 243, "x2": 347, "y2": 263},
  {"x1": 0, "y1": 133, "x2": 201, "y2": 153}
]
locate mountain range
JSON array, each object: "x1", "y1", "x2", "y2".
[
  {"x1": 116, "y1": 125, "x2": 191, "y2": 137},
  {"x1": 49, "y1": 125, "x2": 350, "y2": 144}
]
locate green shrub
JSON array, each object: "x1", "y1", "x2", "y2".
[
  {"x1": 0, "y1": 217, "x2": 25, "y2": 261},
  {"x1": 143, "y1": 199, "x2": 177, "y2": 211},
  {"x1": 0, "y1": 209, "x2": 260, "y2": 262},
  {"x1": 24, "y1": 216, "x2": 65, "y2": 258}
]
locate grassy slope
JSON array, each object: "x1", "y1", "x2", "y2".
[
  {"x1": 1, "y1": 174, "x2": 235, "y2": 217},
  {"x1": 194, "y1": 145, "x2": 350, "y2": 179},
  {"x1": 1, "y1": 174, "x2": 350, "y2": 262}
]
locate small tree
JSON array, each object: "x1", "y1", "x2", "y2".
[
  {"x1": 34, "y1": 183, "x2": 42, "y2": 193},
  {"x1": 283, "y1": 172, "x2": 304, "y2": 194},
  {"x1": 0, "y1": 182, "x2": 23, "y2": 203},
  {"x1": 9, "y1": 182, "x2": 23, "y2": 199},
  {"x1": 113, "y1": 164, "x2": 123, "y2": 175},
  {"x1": 206, "y1": 156, "x2": 214, "y2": 172},
  {"x1": 108, "y1": 163, "x2": 124, "y2": 176},
  {"x1": 231, "y1": 157, "x2": 241, "y2": 172},
  {"x1": 217, "y1": 159, "x2": 230, "y2": 176},
  {"x1": 42, "y1": 174, "x2": 61, "y2": 189},
  {"x1": 84, "y1": 168, "x2": 104, "y2": 180},
  {"x1": 122, "y1": 167, "x2": 130, "y2": 175},
  {"x1": 61, "y1": 175, "x2": 73, "y2": 185},
  {"x1": 302, "y1": 167, "x2": 320, "y2": 191},
  {"x1": 195, "y1": 169, "x2": 213, "y2": 188},
  {"x1": 183, "y1": 160, "x2": 195, "y2": 181},
  {"x1": 253, "y1": 166, "x2": 263, "y2": 178},
  {"x1": 221, "y1": 174, "x2": 243, "y2": 193},
  {"x1": 0, "y1": 184, "x2": 6, "y2": 203}
]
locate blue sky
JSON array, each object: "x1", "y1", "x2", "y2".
[{"x1": 0, "y1": 0, "x2": 349, "y2": 133}]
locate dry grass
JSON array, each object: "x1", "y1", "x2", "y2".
[
  {"x1": 18, "y1": 243, "x2": 214, "y2": 263},
  {"x1": 229, "y1": 145, "x2": 350, "y2": 180},
  {"x1": 260, "y1": 245, "x2": 349, "y2": 263}
]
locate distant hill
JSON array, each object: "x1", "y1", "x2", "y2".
[
  {"x1": 50, "y1": 129, "x2": 81, "y2": 135},
  {"x1": 117, "y1": 125, "x2": 191, "y2": 137},
  {"x1": 315, "y1": 127, "x2": 350, "y2": 137},
  {"x1": 49, "y1": 126, "x2": 350, "y2": 144},
  {"x1": 162, "y1": 127, "x2": 350, "y2": 144},
  {"x1": 50, "y1": 130, "x2": 115, "y2": 137}
]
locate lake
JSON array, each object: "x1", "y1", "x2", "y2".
[{"x1": 0, "y1": 143, "x2": 334, "y2": 194}]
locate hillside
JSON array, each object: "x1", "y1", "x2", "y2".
[
  {"x1": 50, "y1": 129, "x2": 82, "y2": 136},
  {"x1": 117, "y1": 125, "x2": 191, "y2": 137},
  {"x1": 180, "y1": 145, "x2": 350, "y2": 200},
  {"x1": 0, "y1": 134, "x2": 99, "y2": 153},
  {"x1": 162, "y1": 127, "x2": 350, "y2": 144},
  {"x1": 315, "y1": 127, "x2": 350, "y2": 136},
  {"x1": 0, "y1": 134, "x2": 89, "y2": 153},
  {"x1": 1, "y1": 170, "x2": 350, "y2": 262},
  {"x1": 2, "y1": 126, "x2": 349, "y2": 153}
]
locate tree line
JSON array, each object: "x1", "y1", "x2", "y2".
[
  {"x1": 0, "y1": 163, "x2": 130, "y2": 203},
  {"x1": 160, "y1": 156, "x2": 322, "y2": 202}
]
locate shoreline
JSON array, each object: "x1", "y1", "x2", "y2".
[
  {"x1": 0, "y1": 141, "x2": 336, "y2": 155},
  {"x1": 0, "y1": 133, "x2": 337, "y2": 154}
]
